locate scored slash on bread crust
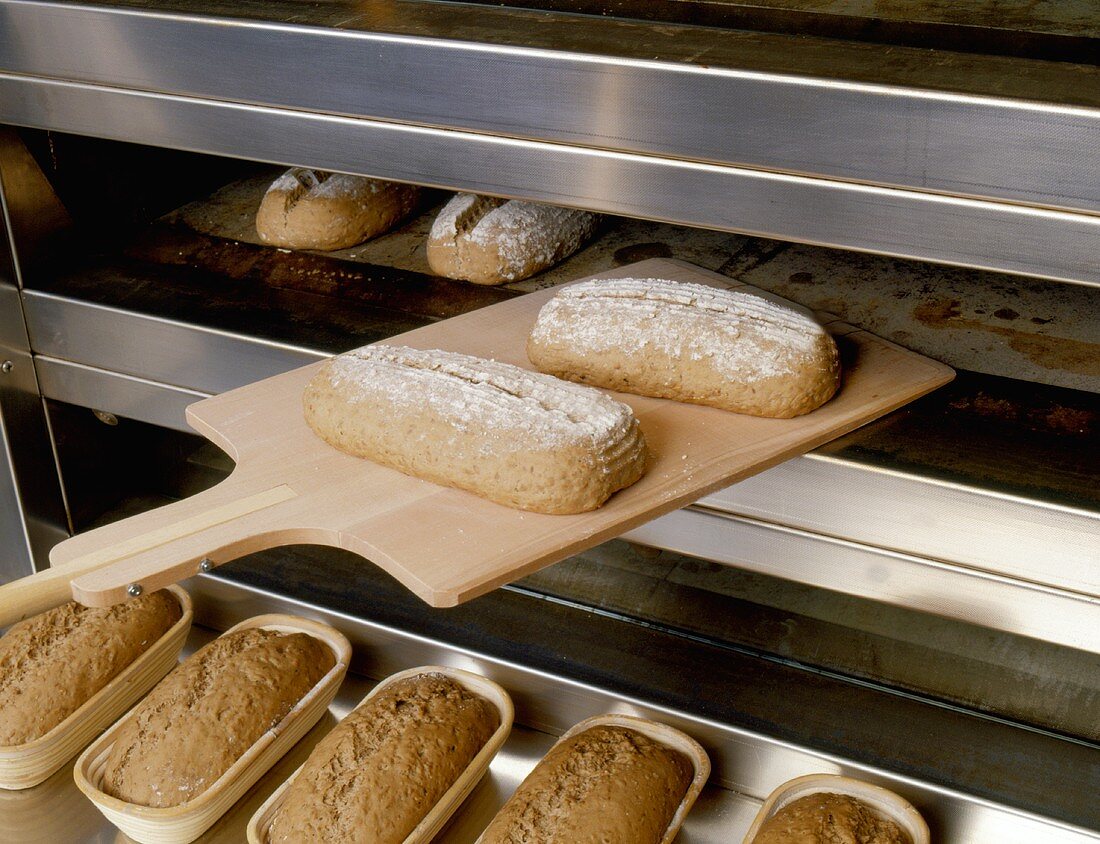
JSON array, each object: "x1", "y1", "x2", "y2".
[
  {"x1": 255, "y1": 169, "x2": 421, "y2": 251},
  {"x1": 302, "y1": 344, "x2": 648, "y2": 514},
  {"x1": 427, "y1": 193, "x2": 599, "y2": 285},
  {"x1": 527, "y1": 277, "x2": 841, "y2": 418}
]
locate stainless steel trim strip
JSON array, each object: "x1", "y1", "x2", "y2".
[
  {"x1": 624, "y1": 507, "x2": 1100, "y2": 652},
  {"x1": 3, "y1": 75, "x2": 1100, "y2": 286},
  {"x1": 185, "y1": 575, "x2": 1100, "y2": 843},
  {"x1": 23, "y1": 290, "x2": 322, "y2": 394},
  {"x1": 33, "y1": 355, "x2": 209, "y2": 433},
  {"x1": 699, "y1": 455, "x2": 1100, "y2": 598},
  {"x1": 2, "y1": 0, "x2": 1100, "y2": 214}
]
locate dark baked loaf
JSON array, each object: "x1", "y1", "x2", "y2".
[
  {"x1": 478, "y1": 724, "x2": 693, "y2": 844},
  {"x1": 0, "y1": 591, "x2": 182, "y2": 745},
  {"x1": 100, "y1": 627, "x2": 334, "y2": 808},
  {"x1": 269, "y1": 672, "x2": 500, "y2": 844},
  {"x1": 753, "y1": 792, "x2": 912, "y2": 844}
]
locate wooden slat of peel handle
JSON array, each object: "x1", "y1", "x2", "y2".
[{"x1": 0, "y1": 258, "x2": 953, "y2": 623}]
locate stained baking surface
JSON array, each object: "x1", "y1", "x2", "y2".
[{"x1": 52, "y1": 258, "x2": 953, "y2": 610}]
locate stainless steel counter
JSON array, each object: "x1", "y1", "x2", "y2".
[{"x1": 3, "y1": 578, "x2": 1096, "y2": 843}]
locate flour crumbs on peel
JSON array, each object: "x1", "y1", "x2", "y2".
[
  {"x1": 527, "y1": 276, "x2": 841, "y2": 418},
  {"x1": 303, "y1": 345, "x2": 649, "y2": 513}
]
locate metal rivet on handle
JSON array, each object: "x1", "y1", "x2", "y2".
[
  {"x1": 199, "y1": 558, "x2": 214, "y2": 573},
  {"x1": 126, "y1": 583, "x2": 143, "y2": 597},
  {"x1": 0, "y1": 361, "x2": 12, "y2": 373}
]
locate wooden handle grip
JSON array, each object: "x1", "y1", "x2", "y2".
[
  {"x1": 0, "y1": 566, "x2": 93, "y2": 628},
  {"x1": 0, "y1": 482, "x2": 298, "y2": 625}
]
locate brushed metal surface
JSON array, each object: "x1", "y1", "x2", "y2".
[
  {"x1": 0, "y1": 132, "x2": 69, "y2": 576},
  {"x1": 698, "y1": 455, "x2": 1100, "y2": 597},
  {"x1": 3, "y1": 75, "x2": 1100, "y2": 287},
  {"x1": 624, "y1": 507, "x2": 1100, "y2": 652},
  {"x1": 23, "y1": 290, "x2": 322, "y2": 394},
  {"x1": 2, "y1": 0, "x2": 1100, "y2": 215},
  {"x1": 33, "y1": 355, "x2": 208, "y2": 432}
]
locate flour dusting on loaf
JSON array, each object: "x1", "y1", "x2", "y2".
[
  {"x1": 303, "y1": 345, "x2": 647, "y2": 513},
  {"x1": 427, "y1": 193, "x2": 599, "y2": 285},
  {"x1": 256, "y1": 169, "x2": 420, "y2": 251},
  {"x1": 528, "y1": 277, "x2": 840, "y2": 418}
]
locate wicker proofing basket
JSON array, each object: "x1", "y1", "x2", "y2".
[
  {"x1": 247, "y1": 664, "x2": 514, "y2": 844},
  {"x1": 740, "y1": 773, "x2": 931, "y2": 844},
  {"x1": 476, "y1": 712, "x2": 711, "y2": 844},
  {"x1": 0, "y1": 585, "x2": 193, "y2": 791},
  {"x1": 74, "y1": 613, "x2": 351, "y2": 844}
]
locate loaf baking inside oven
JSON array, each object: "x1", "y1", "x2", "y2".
[
  {"x1": 427, "y1": 193, "x2": 599, "y2": 285},
  {"x1": 99, "y1": 627, "x2": 334, "y2": 808},
  {"x1": 0, "y1": 591, "x2": 182, "y2": 746},
  {"x1": 268, "y1": 672, "x2": 500, "y2": 843}
]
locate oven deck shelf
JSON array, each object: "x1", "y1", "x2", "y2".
[
  {"x1": 19, "y1": 176, "x2": 1100, "y2": 651},
  {"x1": 2, "y1": 0, "x2": 1100, "y2": 286}
]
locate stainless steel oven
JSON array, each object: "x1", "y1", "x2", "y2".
[{"x1": 0, "y1": 2, "x2": 1097, "y2": 841}]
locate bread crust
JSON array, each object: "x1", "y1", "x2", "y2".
[
  {"x1": 426, "y1": 193, "x2": 598, "y2": 285},
  {"x1": 302, "y1": 345, "x2": 647, "y2": 514},
  {"x1": 528, "y1": 278, "x2": 840, "y2": 418},
  {"x1": 255, "y1": 169, "x2": 420, "y2": 251}
]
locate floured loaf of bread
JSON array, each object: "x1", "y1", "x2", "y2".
[
  {"x1": 527, "y1": 277, "x2": 841, "y2": 418},
  {"x1": 427, "y1": 193, "x2": 598, "y2": 285},
  {"x1": 268, "y1": 673, "x2": 500, "y2": 844},
  {"x1": 478, "y1": 724, "x2": 694, "y2": 844},
  {"x1": 256, "y1": 168, "x2": 420, "y2": 251},
  {"x1": 302, "y1": 345, "x2": 647, "y2": 514}
]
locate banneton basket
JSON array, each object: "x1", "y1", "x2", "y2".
[
  {"x1": 476, "y1": 712, "x2": 711, "y2": 844},
  {"x1": 0, "y1": 585, "x2": 192, "y2": 790},
  {"x1": 74, "y1": 613, "x2": 351, "y2": 844},
  {"x1": 246, "y1": 664, "x2": 514, "y2": 844},
  {"x1": 741, "y1": 773, "x2": 930, "y2": 844}
]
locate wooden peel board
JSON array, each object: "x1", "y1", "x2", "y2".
[{"x1": 37, "y1": 259, "x2": 954, "y2": 614}]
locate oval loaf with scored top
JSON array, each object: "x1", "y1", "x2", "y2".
[
  {"x1": 527, "y1": 277, "x2": 841, "y2": 418},
  {"x1": 427, "y1": 193, "x2": 599, "y2": 285},
  {"x1": 302, "y1": 345, "x2": 648, "y2": 514},
  {"x1": 256, "y1": 168, "x2": 420, "y2": 251}
]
